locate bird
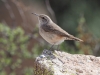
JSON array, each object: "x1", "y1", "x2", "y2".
[{"x1": 32, "y1": 13, "x2": 83, "y2": 50}]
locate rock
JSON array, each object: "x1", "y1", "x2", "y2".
[{"x1": 34, "y1": 49, "x2": 100, "y2": 75}]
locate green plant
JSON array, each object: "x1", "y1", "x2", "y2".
[{"x1": 0, "y1": 24, "x2": 36, "y2": 75}]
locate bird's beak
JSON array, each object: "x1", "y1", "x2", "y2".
[{"x1": 32, "y1": 13, "x2": 39, "y2": 16}]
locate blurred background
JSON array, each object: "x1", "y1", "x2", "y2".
[{"x1": 0, "y1": 0, "x2": 100, "y2": 75}]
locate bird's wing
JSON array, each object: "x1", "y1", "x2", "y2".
[
  {"x1": 41, "y1": 23, "x2": 69, "y2": 36},
  {"x1": 41, "y1": 23, "x2": 83, "y2": 42}
]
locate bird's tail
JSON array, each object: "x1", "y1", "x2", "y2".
[
  {"x1": 66, "y1": 35, "x2": 83, "y2": 42},
  {"x1": 72, "y1": 37, "x2": 83, "y2": 42}
]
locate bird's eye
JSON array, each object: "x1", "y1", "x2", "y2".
[{"x1": 42, "y1": 17, "x2": 45, "y2": 19}]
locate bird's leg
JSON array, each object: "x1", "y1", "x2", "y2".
[
  {"x1": 49, "y1": 44, "x2": 54, "y2": 51},
  {"x1": 57, "y1": 45, "x2": 60, "y2": 51}
]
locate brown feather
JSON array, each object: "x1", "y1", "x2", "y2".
[{"x1": 41, "y1": 23, "x2": 83, "y2": 42}]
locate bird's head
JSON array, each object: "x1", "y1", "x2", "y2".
[{"x1": 32, "y1": 13, "x2": 53, "y2": 25}]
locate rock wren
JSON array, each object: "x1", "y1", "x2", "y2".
[{"x1": 32, "y1": 13, "x2": 83, "y2": 50}]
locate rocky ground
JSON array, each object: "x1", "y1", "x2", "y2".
[{"x1": 34, "y1": 50, "x2": 100, "y2": 75}]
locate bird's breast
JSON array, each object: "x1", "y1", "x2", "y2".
[{"x1": 39, "y1": 27, "x2": 65, "y2": 45}]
